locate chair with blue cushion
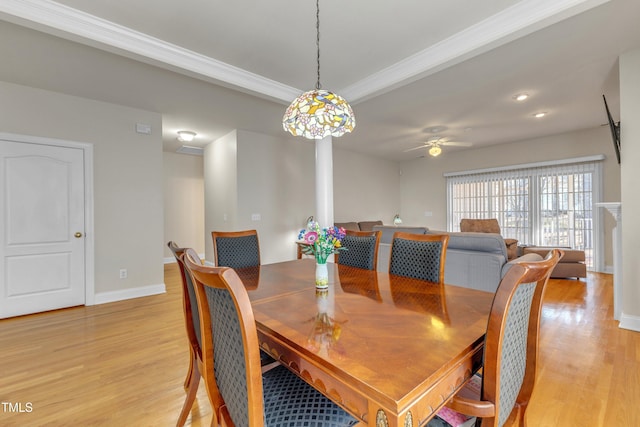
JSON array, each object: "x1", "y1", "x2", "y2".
[
  {"x1": 336, "y1": 229, "x2": 381, "y2": 270},
  {"x1": 183, "y1": 251, "x2": 359, "y2": 427},
  {"x1": 428, "y1": 249, "x2": 562, "y2": 427},
  {"x1": 167, "y1": 242, "x2": 205, "y2": 427},
  {"x1": 212, "y1": 229, "x2": 261, "y2": 268},
  {"x1": 389, "y1": 232, "x2": 450, "y2": 283},
  {"x1": 211, "y1": 231, "x2": 278, "y2": 369}
]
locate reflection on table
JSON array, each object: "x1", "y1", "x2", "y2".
[{"x1": 242, "y1": 259, "x2": 494, "y2": 426}]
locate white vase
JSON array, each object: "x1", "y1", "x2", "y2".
[{"x1": 315, "y1": 262, "x2": 329, "y2": 289}]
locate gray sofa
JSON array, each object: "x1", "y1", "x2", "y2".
[{"x1": 373, "y1": 225, "x2": 542, "y2": 293}]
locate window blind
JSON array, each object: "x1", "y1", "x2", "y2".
[{"x1": 446, "y1": 157, "x2": 602, "y2": 268}]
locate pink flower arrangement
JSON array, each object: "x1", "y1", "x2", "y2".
[{"x1": 298, "y1": 221, "x2": 346, "y2": 263}]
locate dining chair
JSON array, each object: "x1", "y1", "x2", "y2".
[
  {"x1": 167, "y1": 242, "x2": 205, "y2": 427},
  {"x1": 182, "y1": 252, "x2": 359, "y2": 427},
  {"x1": 211, "y1": 229, "x2": 260, "y2": 268},
  {"x1": 388, "y1": 232, "x2": 450, "y2": 283},
  {"x1": 211, "y1": 230, "x2": 280, "y2": 370},
  {"x1": 428, "y1": 249, "x2": 562, "y2": 427},
  {"x1": 335, "y1": 229, "x2": 381, "y2": 270}
]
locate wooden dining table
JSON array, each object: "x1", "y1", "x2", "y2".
[{"x1": 236, "y1": 259, "x2": 494, "y2": 427}]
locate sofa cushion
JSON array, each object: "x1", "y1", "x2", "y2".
[
  {"x1": 373, "y1": 225, "x2": 428, "y2": 244},
  {"x1": 427, "y1": 230, "x2": 507, "y2": 258},
  {"x1": 523, "y1": 247, "x2": 585, "y2": 263},
  {"x1": 459, "y1": 218, "x2": 501, "y2": 234},
  {"x1": 443, "y1": 249, "x2": 506, "y2": 293},
  {"x1": 358, "y1": 220, "x2": 383, "y2": 231},
  {"x1": 335, "y1": 222, "x2": 359, "y2": 231}
]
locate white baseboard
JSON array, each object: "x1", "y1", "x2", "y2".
[
  {"x1": 619, "y1": 313, "x2": 640, "y2": 332},
  {"x1": 93, "y1": 283, "x2": 166, "y2": 305}
]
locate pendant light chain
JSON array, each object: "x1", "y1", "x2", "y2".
[
  {"x1": 315, "y1": 0, "x2": 321, "y2": 90},
  {"x1": 281, "y1": 0, "x2": 355, "y2": 139}
]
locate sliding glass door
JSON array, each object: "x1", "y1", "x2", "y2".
[{"x1": 447, "y1": 158, "x2": 602, "y2": 269}]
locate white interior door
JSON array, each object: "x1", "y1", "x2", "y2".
[{"x1": 0, "y1": 139, "x2": 85, "y2": 318}]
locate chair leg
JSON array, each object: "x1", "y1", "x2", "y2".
[
  {"x1": 176, "y1": 362, "x2": 201, "y2": 427},
  {"x1": 184, "y1": 349, "x2": 196, "y2": 391}
]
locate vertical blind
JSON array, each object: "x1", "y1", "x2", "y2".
[{"x1": 446, "y1": 157, "x2": 603, "y2": 269}]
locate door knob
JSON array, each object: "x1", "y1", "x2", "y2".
[{"x1": 74, "y1": 232, "x2": 83, "y2": 238}]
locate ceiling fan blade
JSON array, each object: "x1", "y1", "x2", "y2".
[
  {"x1": 441, "y1": 141, "x2": 473, "y2": 147},
  {"x1": 403, "y1": 145, "x2": 428, "y2": 152}
]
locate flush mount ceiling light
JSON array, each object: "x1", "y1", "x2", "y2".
[
  {"x1": 177, "y1": 130, "x2": 196, "y2": 142},
  {"x1": 282, "y1": 0, "x2": 355, "y2": 139},
  {"x1": 514, "y1": 93, "x2": 529, "y2": 101},
  {"x1": 534, "y1": 112, "x2": 547, "y2": 118}
]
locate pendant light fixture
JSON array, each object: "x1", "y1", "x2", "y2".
[{"x1": 282, "y1": 0, "x2": 355, "y2": 139}]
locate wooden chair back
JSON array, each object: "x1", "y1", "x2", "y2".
[
  {"x1": 389, "y1": 232, "x2": 450, "y2": 284},
  {"x1": 211, "y1": 229, "x2": 261, "y2": 268},
  {"x1": 336, "y1": 229, "x2": 381, "y2": 270},
  {"x1": 183, "y1": 251, "x2": 265, "y2": 427},
  {"x1": 167, "y1": 242, "x2": 204, "y2": 426},
  {"x1": 446, "y1": 249, "x2": 562, "y2": 426}
]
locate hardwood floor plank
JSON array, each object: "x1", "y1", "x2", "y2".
[{"x1": 0, "y1": 266, "x2": 638, "y2": 426}]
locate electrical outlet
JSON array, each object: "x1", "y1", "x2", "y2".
[
  {"x1": 119, "y1": 269, "x2": 127, "y2": 279},
  {"x1": 251, "y1": 213, "x2": 261, "y2": 221},
  {"x1": 424, "y1": 211, "x2": 433, "y2": 217}
]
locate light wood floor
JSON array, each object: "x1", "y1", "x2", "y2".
[{"x1": 0, "y1": 265, "x2": 638, "y2": 426}]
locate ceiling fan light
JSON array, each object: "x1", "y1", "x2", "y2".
[{"x1": 429, "y1": 145, "x2": 442, "y2": 157}]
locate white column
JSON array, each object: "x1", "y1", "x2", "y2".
[
  {"x1": 315, "y1": 136, "x2": 334, "y2": 229},
  {"x1": 596, "y1": 202, "x2": 622, "y2": 321}
]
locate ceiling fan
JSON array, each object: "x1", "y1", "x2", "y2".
[{"x1": 404, "y1": 137, "x2": 473, "y2": 157}]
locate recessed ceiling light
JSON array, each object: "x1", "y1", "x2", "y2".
[
  {"x1": 533, "y1": 112, "x2": 546, "y2": 118},
  {"x1": 514, "y1": 93, "x2": 529, "y2": 102}
]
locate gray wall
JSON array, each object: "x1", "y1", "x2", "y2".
[
  {"x1": 203, "y1": 130, "x2": 401, "y2": 264},
  {"x1": 0, "y1": 81, "x2": 164, "y2": 298},
  {"x1": 619, "y1": 48, "x2": 640, "y2": 330},
  {"x1": 399, "y1": 125, "x2": 621, "y2": 269}
]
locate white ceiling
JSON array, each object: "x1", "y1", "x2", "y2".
[{"x1": 0, "y1": 0, "x2": 638, "y2": 161}]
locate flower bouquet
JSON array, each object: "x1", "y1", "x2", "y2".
[{"x1": 298, "y1": 221, "x2": 346, "y2": 288}]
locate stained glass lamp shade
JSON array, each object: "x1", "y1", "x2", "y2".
[{"x1": 283, "y1": 89, "x2": 356, "y2": 139}]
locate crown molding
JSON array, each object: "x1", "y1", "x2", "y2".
[
  {"x1": 339, "y1": 0, "x2": 610, "y2": 103},
  {"x1": 0, "y1": 0, "x2": 609, "y2": 105},
  {"x1": 0, "y1": 0, "x2": 301, "y2": 103}
]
